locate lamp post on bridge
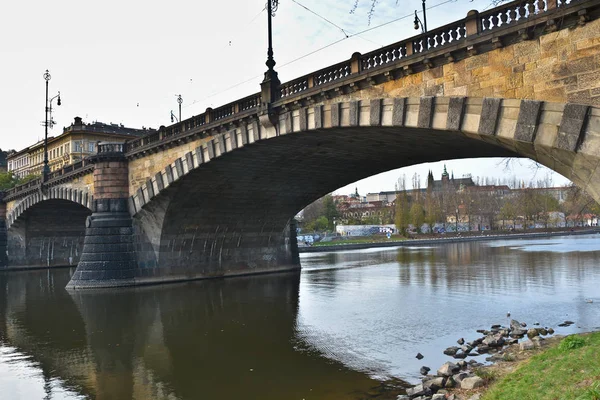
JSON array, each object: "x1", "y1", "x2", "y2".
[
  {"x1": 43, "y1": 70, "x2": 61, "y2": 182},
  {"x1": 171, "y1": 95, "x2": 183, "y2": 123},
  {"x1": 177, "y1": 94, "x2": 182, "y2": 122},
  {"x1": 414, "y1": 0, "x2": 427, "y2": 33},
  {"x1": 261, "y1": 0, "x2": 281, "y2": 107}
]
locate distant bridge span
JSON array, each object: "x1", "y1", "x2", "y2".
[{"x1": 1, "y1": 0, "x2": 600, "y2": 287}]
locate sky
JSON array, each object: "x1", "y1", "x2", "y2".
[{"x1": 0, "y1": 0, "x2": 571, "y2": 193}]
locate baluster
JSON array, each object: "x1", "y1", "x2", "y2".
[
  {"x1": 527, "y1": 0, "x2": 536, "y2": 16},
  {"x1": 450, "y1": 28, "x2": 458, "y2": 41},
  {"x1": 441, "y1": 31, "x2": 449, "y2": 45},
  {"x1": 491, "y1": 14, "x2": 499, "y2": 28},
  {"x1": 519, "y1": 3, "x2": 527, "y2": 19},
  {"x1": 459, "y1": 26, "x2": 466, "y2": 39},
  {"x1": 400, "y1": 45, "x2": 407, "y2": 58},
  {"x1": 537, "y1": 0, "x2": 546, "y2": 12},
  {"x1": 500, "y1": 10, "x2": 508, "y2": 25},
  {"x1": 482, "y1": 16, "x2": 490, "y2": 31},
  {"x1": 559, "y1": 0, "x2": 567, "y2": 6},
  {"x1": 509, "y1": 7, "x2": 517, "y2": 22}
]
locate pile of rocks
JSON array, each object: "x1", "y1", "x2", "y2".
[{"x1": 396, "y1": 319, "x2": 569, "y2": 400}]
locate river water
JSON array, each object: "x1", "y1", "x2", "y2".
[{"x1": 0, "y1": 235, "x2": 599, "y2": 400}]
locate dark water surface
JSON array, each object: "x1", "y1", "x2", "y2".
[{"x1": 1, "y1": 235, "x2": 599, "y2": 399}]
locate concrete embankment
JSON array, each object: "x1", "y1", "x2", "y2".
[{"x1": 299, "y1": 228, "x2": 600, "y2": 253}]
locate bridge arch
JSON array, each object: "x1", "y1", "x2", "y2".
[
  {"x1": 7, "y1": 188, "x2": 93, "y2": 268},
  {"x1": 128, "y1": 96, "x2": 600, "y2": 281},
  {"x1": 7, "y1": 187, "x2": 93, "y2": 229}
]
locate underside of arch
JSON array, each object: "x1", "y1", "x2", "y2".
[
  {"x1": 8, "y1": 199, "x2": 92, "y2": 268},
  {"x1": 132, "y1": 125, "x2": 522, "y2": 281}
]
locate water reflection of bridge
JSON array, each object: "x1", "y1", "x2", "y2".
[{"x1": 0, "y1": 270, "x2": 389, "y2": 399}]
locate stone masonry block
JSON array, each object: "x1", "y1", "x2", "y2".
[
  {"x1": 195, "y1": 146, "x2": 205, "y2": 165},
  {"x1": 557, "y1": 103, "x2": 589, "y2": 151},
  {"x1": 515, "y1": 100, "x2": 543, "y2": 142},
  {"x1": 128, "y1": 197, "x2": 137, "y2": 214},
  {"x1": 174, "y1": 158, "x2": 184, "y2": 178},
  {"x1": 392, "y1": 98, "x2": 406, "y2": 126},
  {"x1": 146, "y1": 179, "x2": 155, "y2": 199},
  {"x1": 299, "y1": 108, "x2": 308, "y2": 132},
  {"x1": 418, "y1": 97, "x2": 434, "y2": 128},
  {"x1": 229, "y1": 130, "x2": 238, "y2": 150},
  {"x1": 240, "y1": 124, "x2": 249, "y2": 145},
  {"x1": 447, "y1": 97, "x2": 465, "y2": 131},
  {"x1": 216, "y1": 136, "x2": 226, "y2": 156},
  {"x1": 348, "y1": 101, "x2": 359, "y2": 127},
  {"x1": 165, "y1": 165, "x2": 174, "y2": 184},
  {"x1": 478, "y1": 97, "x2": 502, "y2": 136},
  {"x1": 252, "y1": 119, "x2": 260, "y2": 141},
  {"x1": 155, "y1": 172, "x2": 164, "y2": 191},
  {"x1": 207, "y1": 141, "x2": 215, "y2": 160},
  {"x1": 331, "y1": 103, "x2": 341, "y2": 127},
  {"x1": 314, "y1": 105, "x2": 323, "y2": 129},
  {"x1": 284, "y1": 112, "x2": 292, "y2": 134},
  {"x1": 185, "y1": 151, "x2": 194, "y2": 169},
  {"x1": 370, "y1": 99, "x2": 382, "y2": 126}
]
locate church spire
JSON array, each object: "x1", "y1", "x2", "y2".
[{"x1": 442, "y1": 164, "x2": 449, "y2": 177}]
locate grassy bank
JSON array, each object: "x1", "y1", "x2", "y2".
[{"x1": 482, "y1": 332, "x2": 600, "y2": 400}]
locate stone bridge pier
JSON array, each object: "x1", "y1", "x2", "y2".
[{"x1": 66, "y1": 144, "x2": 138, "y2": 289}]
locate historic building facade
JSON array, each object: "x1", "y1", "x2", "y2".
[{"x1": 7, "y1": 117, "x2": 153, "y2": 177}]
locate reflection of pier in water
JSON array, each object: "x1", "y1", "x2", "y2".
[{"x1": 0, "y1": 269, "x2": 387, "y2": 399}]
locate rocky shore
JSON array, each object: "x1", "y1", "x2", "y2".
[{"x1": 398, "y1": 319, "x2": 575, "y2": 400}]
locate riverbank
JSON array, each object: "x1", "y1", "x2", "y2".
[
  {"x1": 397, "y1": 321, "x2": 600, "y2": 400},
  {"x1": 299, "y1": 227, "x2": 600, "y2": 253}
]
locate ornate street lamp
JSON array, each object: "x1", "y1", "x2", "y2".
[
  {"x1": 414, "y1": 0, "x2": 427, "y2": 33},
  {"x1": 177, "y1": 94, "x2": 183, "y2": 122},
  {"x1": 266, "y1": 0, "x2": 279, "y2": 74},
  {"x1": 171, "y1": 95, "x2": 183, "y2": 123},
  {"x1": 43, "y1": 70, "x2": 61, "y2": 181},
  {"x1": 261, "y1": 0, "x2": 281, "y2": 106}
]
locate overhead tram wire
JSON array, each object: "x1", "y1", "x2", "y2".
[
  {"x1": 290, "y1": 0, "x2": 383, "y2": 47},
  {"x1": 183, "y1": 0, "x2": 458, "y2": 111}
]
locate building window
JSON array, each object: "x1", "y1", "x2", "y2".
[
  {"x1": 74, "y1": 141, "x2": 82, "y2": 152},
  {"x1": 88, "y1": 142, "x2": 95, "y2": 152}
]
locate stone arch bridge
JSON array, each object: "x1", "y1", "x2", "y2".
[{"x1": 2, "y1": 0, "x2": 600, "y2": 288}]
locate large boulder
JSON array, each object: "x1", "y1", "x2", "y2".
[
  {"x1": 482, "y1": 334, "x2": 505, "y2": 347},
  {"x1": 406, "y1": 384, "x2": 428, "y2": 397},
  {"x1": 444, "y1": 346, "x2": 460, "y2": 356},
  {"x1": 509, "y1": 328, "x2": 527, "y2": 338},
  {"x1": 437, "y1": 362, "x2": 460, "y2": 377},
  {"x1": 423, "y1": 376, "x2": 446, "y2": 391},
  {"x1": 527, "y1": 328, "x2": 540, "y2": 339},
  {"x1": 510, "y1": 319, "x2": 523, "y2": 331},
  {"x1": 461, "y1": 376, "x2": 485, "y2": 389}
]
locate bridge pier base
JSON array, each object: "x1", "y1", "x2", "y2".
[{"x1": 65, "y1": 199, "x2": 137, "y2": 289}]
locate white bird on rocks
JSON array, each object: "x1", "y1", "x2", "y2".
[{"x1": 585, "y1": 299, "x2": 593, "y2": 303}]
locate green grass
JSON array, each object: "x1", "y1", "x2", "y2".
[{"x1": 483, "y1": 332, "x2": 600, "y2": 400}]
